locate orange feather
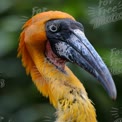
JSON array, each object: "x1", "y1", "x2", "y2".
[{"x1": 18, "y1": 11, "x2": 97, "y2": 122}]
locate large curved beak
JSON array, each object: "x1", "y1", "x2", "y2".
[{"x1": 55, "y1": 29, "x2": 117, "y2": 99}]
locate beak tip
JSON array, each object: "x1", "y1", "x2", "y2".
[
  {"x1": 109, "y1": 86, "x2": 117, "y2": 100},
  {"x1": 112, "y1": 91, "x2": 117, "y2": 100}
]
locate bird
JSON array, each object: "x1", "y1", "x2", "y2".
[{"x1": 18, "y1": 11, "x2": 117, "y2": 122}]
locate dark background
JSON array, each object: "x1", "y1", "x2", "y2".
[{"x1": 0, "y1": 0, "x2": 122, "y2": 122}]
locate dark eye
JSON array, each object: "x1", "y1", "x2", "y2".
[{"x1": 49, "y1": 24, "x2": 58, "y2": 33}]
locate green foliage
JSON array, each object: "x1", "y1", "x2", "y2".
[{"x1": 0, "y1": 0, "x2": 122, "y2": 122}]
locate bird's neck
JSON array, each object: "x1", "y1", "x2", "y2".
[{"x1": 27, "y1": 43, "x2": 97, "y2": 122}]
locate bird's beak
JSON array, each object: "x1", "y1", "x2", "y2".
[{"x1": 55, "y1": 29, "x2": 117, "y2": 99}]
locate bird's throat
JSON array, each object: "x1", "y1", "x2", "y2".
[{"x1": 45, "y1": 41, "x2": 66, "y2": 72}]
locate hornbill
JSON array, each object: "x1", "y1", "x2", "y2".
[{"x1": 18, "y1": 11, "x2": 117, "y2": 122}]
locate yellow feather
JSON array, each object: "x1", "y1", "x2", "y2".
[{"x1": 18, "y1": 11, "x2": 97, "y2": 122}]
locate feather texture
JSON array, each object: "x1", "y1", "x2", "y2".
[{"x1": 18, "y1": 11, "x2": 97, "y2": 122}]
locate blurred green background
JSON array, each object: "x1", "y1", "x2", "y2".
[{"x1": 0, "y1": 0, "x2": 122, "y2": 122}]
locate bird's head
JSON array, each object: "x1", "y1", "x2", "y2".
[{"x1": 18, "y1": 11, "x2": 116, "y2": 100}]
